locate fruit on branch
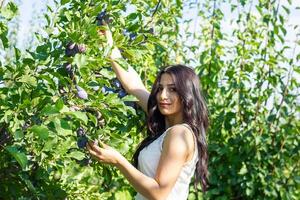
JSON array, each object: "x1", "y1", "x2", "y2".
[
  {"x1": 64, "y1": 63, "x2": 74, "y2": 79},
  {"x1": 101, "y1": 86, "x2": 115, "y2": 94},
  {"x1": 53, "y1": 170, "x2": 62, "y2": 180},
  {"x1": 76, "y1": 127, "x2": 88, "y2": 149},
  {"x1": 77, "y1": 135, "x2": 88, "y2": 149},
  {"x1": 96, "y1": 10, "x2": 112, "y2": 26},
  {"x1": 76, "y1": 85, "x2": 88, "y2": 100},
  {"x1": 112, "y1": 79, "x2": 121, "y2": 88},
  {"x1": 129, "y1": 33, "x2": 137, "y2": 40},
  {"x1": 78, "y1": 157, "x2": 92, "y2": 166},
  {"x1": 65, "y1": 42, "x2": 86, "y2": 57},
  {"x1": 0, "y1": 127, "x2": 11, "y2": 149},
  {"x1": 148, "y1": 27, "x2": 154, "y2": 35},
  {"x1": 125, "y1": 101, "x2": 137, "y2": 109},
  {"x1": 123, "y1": 29, "x2": 137, "y2": 41},
  {"x1": 76, "y1": 127, "x2": 85, "y2": 137},
  {"x1": 65, "y1": 42, "x2": 79, "y2": 57},
  {"x1": 118, "y1": 90, "x2": 127, "y2": 98}
]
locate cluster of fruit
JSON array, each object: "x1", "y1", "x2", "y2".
[
  {"x1": 96, "y1": 9, "x2": 153, "y2": 42},
  {"x1": 67, "y1": 11, "x2": 139, "y2": 154},
  {"x1": 65, "y1": 42, "x2": 86, "y2": 57},
  {"x1": 101, "y1": 78, "x2": 137, "y2": 108},
  {"x1": 96, "y1": 10, "x2": 112, "y2": 26},
  {"x1": 0, "y1": 127, "x2": 11, "y2": 150},
  {"x1": 75, "y1": 126, "x2": 93, "y2": 165},
  {"x1": 63, "y1": 41, "x2": 88, "y2": 100}
]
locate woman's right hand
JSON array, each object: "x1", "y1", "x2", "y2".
[
  {"x1": 98, "y1": 23, "x2": 122, "y2": 60},
  {"x1": 98, "y1": 22, "x2": 150, "y2": 113}
]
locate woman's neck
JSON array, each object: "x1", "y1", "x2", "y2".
[{"x1": 165, "y1": 113, "x2": 184, "y2": 128}]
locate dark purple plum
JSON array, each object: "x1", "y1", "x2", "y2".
[
  {"x1": 76, "y1": 127, "x2": 85, "y2": 137},
  {"x1": 64, "y1": 63, "x2": 74, "y2": 78},
  {"x1": 65, "y1": 42, "x2": 80, "y2": 57},
  {"x1": 76, "y1": 85, "x2": 88, "y2": 99},
  {"x1": 125, "y1": 101, "x2": 137, "y2": 109},
  {"x1": 77, "y1": 136, "x2": 88, "y2": 149},
  {"x1": 96, "y1": 11, "x2": 111, "y2": 26},
  {"x1": 118, "y1": 90, "x2": 127, "y2": 98},
  {"x1": 65, "y1": 63, "x2": 72, "y2": 72},
  {"x1": 112, "y1": 79, "x2": 121, "y2": 88},
  {"x1": 148, "y1": 28, "x2": 154, "y2": 35},
  {"x1": 101, "y1": 86, "x2": 115, "y2": 94},
  {"x1": 129, "y1": 33, "x2": 137, "y2": 40}
]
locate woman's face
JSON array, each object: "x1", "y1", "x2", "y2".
[{"x1": 156, "y1": 73, "x2": 182, "y2": 117}]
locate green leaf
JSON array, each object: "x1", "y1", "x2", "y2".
[
  {"x1": 30, "y1": 125, "x2": 49, "y2": 140},
  {"x1": 65, "y1": 11, "x2": 72, "y2": 21},
  {"x1": 295, "y1": 176, "x2": 300, "y2": 183},
  {"x1": 5, "y1": 146, "x2": 28, "y2": 170},
  {"x1": 87, "y1": 112, "x2": 97, "y2": 126},
  {"x1": 41, "y1": 104, "x2": 60, "y2": 115},
  {"x1": 73, "y1": 54, "x2": 87, "y2": 69},
  {"x1": 43, "y1": 137, "x2": 58, "y2": 151},
  {"x1": 53, "y1": 118, "x2": 72, "y2": 136},
  {"x1": 238, "y1": 163, "x2": 248, "y2": 175},
  {"x1": 1, "y1": 2, "x2": 18, "y2": 20},
  {"x1": 68, "y1": 151, "x2": 86, "y2": 160},
  {"x1": 114, "y1": 190, "x2": 132, "y2": 200},
  {"x1": 99, "y1": 68, "x2": 115, "y2": 79},
  {"x1": 121, "y1": 94, "x2": 138, "y2": 102},
  {"x1": 66, "y1": 111, "x2": 88, "y2": 125},
  {"x1": 267, "y1": 114, "x2": 276, "y2": 122},
  {"x1": 55, "y1": 98, "x2": 64, "y2": 111},
  {"x1": 0, "y1": 29, "x2": 9, "y2": 48},
  {"x1": 61, "y1": 0, "x2": 71, "y2": 5},
  {"x1": 127, "y1": 13, "x2": 138, "y2": 21},
  {"x1": 282, "y1": 5, "x2": 290, "y2": 14},
  {"x1": 17, "y1": 74, "x2": 37, "y2": 86},
  {"x1": 13, "y1": 130, "x2": 24, "y2": 140}
]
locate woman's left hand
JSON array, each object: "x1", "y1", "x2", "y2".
[{"x1": 87, "y1": 140, "x2": 122, "y2": 165}]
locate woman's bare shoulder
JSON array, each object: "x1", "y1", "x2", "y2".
[{"x1": 163, "y1": 124, "x2": 195, "y2": 153}]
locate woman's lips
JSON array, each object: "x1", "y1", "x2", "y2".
[{"x1": 159, "y1": 103, "x2": 171, "y2": 108}]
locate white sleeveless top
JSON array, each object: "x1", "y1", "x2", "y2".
[{"x1": 135, "y1": 123, "x2": 199, "y2": 200}]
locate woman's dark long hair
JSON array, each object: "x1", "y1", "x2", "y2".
[{"x1": 132, "y1": 64, "x2": 209, "y2": 192}]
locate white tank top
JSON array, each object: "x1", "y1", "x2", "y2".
[{"x1": 134, "y1": 123, "x2": 199, "y2": 200}]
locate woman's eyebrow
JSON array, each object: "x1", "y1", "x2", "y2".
[{"x1": 158, "y1": 83, "x2": 175, "y2": 86}]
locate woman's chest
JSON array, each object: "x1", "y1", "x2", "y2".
[{"x1": 138, "y1": 135, "x2": 165, "y2": 176}]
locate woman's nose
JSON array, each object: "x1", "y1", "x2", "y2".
[{"x1": 160, "y1": 88, "x2": 168, "y2": 99}]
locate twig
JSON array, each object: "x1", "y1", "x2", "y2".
[
  {"x1": 144, "y1": 0, "x2": 162, "y2": 28},
  {"x1": 0, "y1": 0, "x2": 5, "y2": 9},
  {"x1": 208, "y1": 0, "x2": 216, "y2": 77}
]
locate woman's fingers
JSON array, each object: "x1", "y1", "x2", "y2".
[
  {"x1": 99, "y1": 141, "x2": 110, "y2": 149},
  {"x1": 87, "y1": 141, "x2": 102, "y2": 153},
  {"x1": 87, "y1": 142, "x2": 104, "y2": 161}
]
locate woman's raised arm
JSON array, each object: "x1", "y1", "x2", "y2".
[{"x1": 101, "y1": 26, "x2": 150, "y2": 113}]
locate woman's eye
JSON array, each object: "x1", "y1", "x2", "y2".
[
  {"x1": 169, "y1": 88, "x2": 176, "y2": 92},
  {"x1": 158, "y1": 87, "x2": 163, "y2": 91}
]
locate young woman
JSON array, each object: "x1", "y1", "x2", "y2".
[{"x1": 87, "y1": 27, "x2": 209, "y2": 200}]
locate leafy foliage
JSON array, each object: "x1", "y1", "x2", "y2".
[{"x1": 0, "y1": 0, "x2": 299, "y2": 199}]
